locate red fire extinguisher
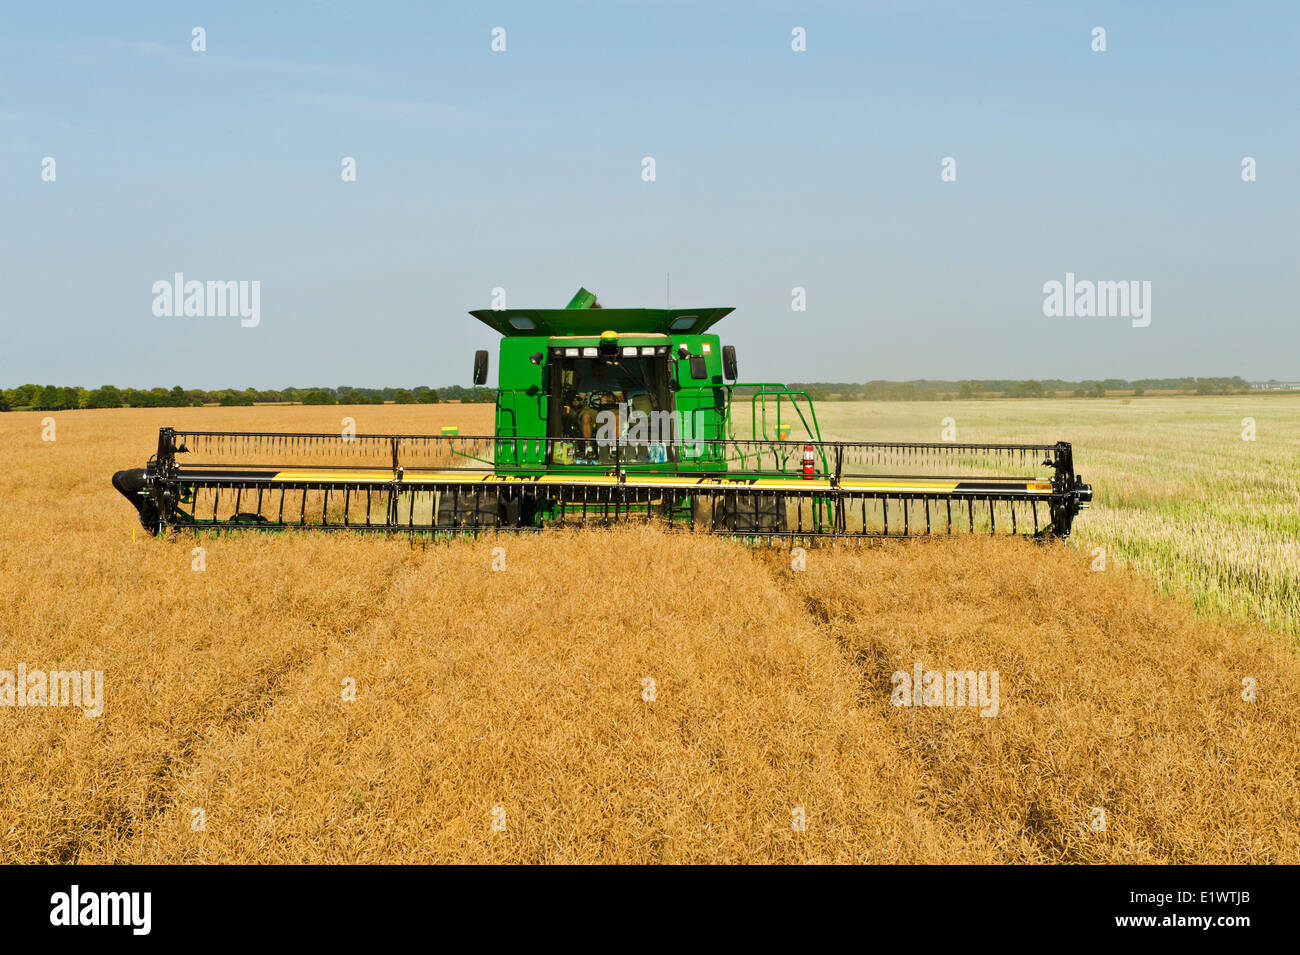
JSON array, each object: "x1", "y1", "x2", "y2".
[{"x1": 802, "y1": 444, "x2": 815, "y2": 479}]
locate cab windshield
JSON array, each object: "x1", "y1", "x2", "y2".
[{"x1": 549, "y1": 355, "x2": 672, "y2": 465}]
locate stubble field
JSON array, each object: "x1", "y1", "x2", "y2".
[{"x1": 1, "y1": 399, "x2": 1296, "y2": 863}]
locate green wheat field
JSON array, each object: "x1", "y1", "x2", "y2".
[{"x1": 801, "y1": 396, "x2": 1300, "y2": 642}]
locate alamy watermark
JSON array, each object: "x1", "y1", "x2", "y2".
[
  {"x1": 890, "y1": 661, "x2": 999, "y2": 717},
  {"x1": 1042, "y1": 272, "x2": 1150, "y2": 328},
  {"x1": 50, "y1": 885, "x2": 150, "y2": 935},
  {"x1": 152, "y1": 273, "x2": 260, "y2": 327},
  {"x1": 554, "y1": 406, "x2": 706, "y2": 463},
  {"x1": 592, "y1": 405, "x2": 698, "y2": 449},
  {"x1": 1, "y1": 664, "x2": 103, "y2": 717}
]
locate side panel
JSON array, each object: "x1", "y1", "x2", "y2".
[
  {"x1": 670, "y1": 333, "x2": 726, "y2": 471},
  {"x1": 495, "y1": 337, "x2": 547, "y2": 465}
]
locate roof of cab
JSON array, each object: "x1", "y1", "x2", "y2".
[{"x1": 468, "y1": 287, "x2": 734, "y2": 337}]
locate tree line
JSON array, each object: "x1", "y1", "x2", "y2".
[
  {"x1": 785, "y1": 377, "x2": 1254, "y2": 401},
  {"x1": 0, "y1": 377, "x2": 1259, "y2": 411},
  {"x1": 0, "y1": 384, "x2": 498, "y2": 411}
]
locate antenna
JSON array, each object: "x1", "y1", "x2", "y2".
[{"x1": 666, "y1": 272, "x2": 670, "y2": 308}]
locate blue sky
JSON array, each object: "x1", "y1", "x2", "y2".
[{"x1": 2, "y1": 1, "x2": 1297, "y2": 388}]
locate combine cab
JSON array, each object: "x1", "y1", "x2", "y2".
[{"x1": 113, "y1": 288, "x2": 1092, "y2": 540}]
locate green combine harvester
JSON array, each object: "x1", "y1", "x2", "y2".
[{"x1": 113, "y1": 288, "x2": 1092, "y2": 540}]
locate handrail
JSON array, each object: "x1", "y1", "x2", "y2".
[{"x1": 671, "y1": 381, "x2": 826, "y2": 472}]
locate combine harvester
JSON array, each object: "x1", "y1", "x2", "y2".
[{"x1": 113, "y1": 289, "x2": 1092, "y2": 541}]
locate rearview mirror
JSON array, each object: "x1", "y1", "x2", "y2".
[
  {"x1": 473, "y1": 350, "x2": 489, "y2": 385},
  {"x1": 722, "y1": 345, "x2": 738, "y2": 381}
]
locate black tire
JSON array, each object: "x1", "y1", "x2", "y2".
[
  {"x1": 715, "y1": 493, "x2": 788, "y2": 533},
  {"x1": 434, "y1": 488, "x2": 501, "y2": 528},
  {"x1": 497, "y1": 489, "x2": 539, "y2": 528},
  {"x1": 228, "y1": 513, "x2": 270, "y2": 525}
]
